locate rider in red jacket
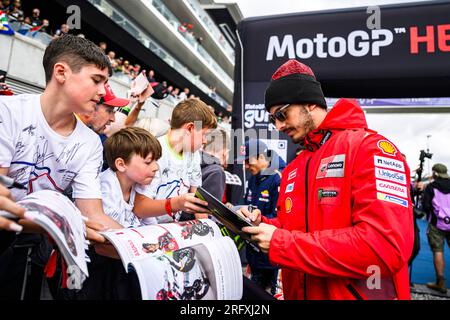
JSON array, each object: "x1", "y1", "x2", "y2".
[{"x1": 242, "y1": 60, "x2": 414, "y2": 300}]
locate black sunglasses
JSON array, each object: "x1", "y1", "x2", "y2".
[{"x1": 269, "y1": 104, "x2": 290, "y2": 125}]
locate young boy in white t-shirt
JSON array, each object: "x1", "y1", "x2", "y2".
[
  {"x1": 101, "y1": 127, "x2": 161, "y2": 227},
  {"x1": 134, "y1": 98, "x2": 217, "y2": 223},
  {"x1": 0, "y1": 35, "x2": 122, "y2": 299},
  {"x1": 0, "y1": 34, "x2": 123, "y2": 235},
  {"x1": 68, "y1": 127, "x2": 161, "y2": 300}
]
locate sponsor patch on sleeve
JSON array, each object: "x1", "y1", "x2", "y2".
[
  {"x1": 377, "y1": 192, "x2": 408, "y2": 207},
  {"x1": 316, "y1": 154, "x2": 345, "y2": 179},
  {"x1": 375, "y1": 179, "x2": 408, "y2": 198},
  {"x1": 377, "y1": 140, "x2": 397, "y2": 156},
  {"x1": 374, "y1": 156, "x2": 405, "y2": 172},
  {"x1": 288, "y1": 169, "x2": 297, "y2": 181},
  {"x1": 285, "y1": 182, "x2": 295, "y2": 193},
  {"x1": 375, "y1": 167, "x2": 407, "y2": 185}
]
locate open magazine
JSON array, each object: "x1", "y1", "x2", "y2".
[
  {"x1": 101, "y1": 219, "x2": 243, "y2": 300},
  {"x1": 2, "y1": 190, "x2": 90, "y2": 282},
  {"x1": 195, "y1": 186, "x2": 255, "y2": 242}
]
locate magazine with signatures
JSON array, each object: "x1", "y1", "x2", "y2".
[
  {"x1": 101, "y1": 219, "x2": 243, "y2": 300},
  {"x1": 10, "y1": 190, "x2": 90, "y2": 282}
]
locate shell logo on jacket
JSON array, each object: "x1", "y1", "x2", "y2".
[{"x1": 377, "y1": 140, "x2": 398, "y2": 156}]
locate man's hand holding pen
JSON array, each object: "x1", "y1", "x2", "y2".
[{"x1": 240, "y1": 205, "x2": 277, "y2": 254}]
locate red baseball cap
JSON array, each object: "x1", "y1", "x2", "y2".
[{"x1": 101, "y1": 83, "x2": 130, "y2": 107}]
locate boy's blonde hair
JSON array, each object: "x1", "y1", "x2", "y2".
[
  {"x1": 170, "y1": 98, "x2": 218, "y2": 130},
  {"x1": 105, "y1": 127, "x2": 162, "y2": 171}
]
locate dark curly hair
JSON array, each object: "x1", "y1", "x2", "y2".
[{"x1": 43, "y1": 34, "x2": 112, "y2": 83}]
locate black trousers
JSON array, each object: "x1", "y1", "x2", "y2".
[
  {"x1": 0, "y1": 233, "x2": 49, "y2": 300},
  {"x1": 57, "y1": 248, "x2": 141, "y2": 300}
]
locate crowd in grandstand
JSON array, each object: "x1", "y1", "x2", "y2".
[{"x1": 0, "y1": 0, "x2": 229, "y2": 117}]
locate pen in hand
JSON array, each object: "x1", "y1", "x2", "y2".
[{"x1": 0, "y1": 174, "x2": 27, "y2": 190}]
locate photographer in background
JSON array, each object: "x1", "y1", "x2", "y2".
[{"x1": 422, "y1": 163, "x2": 450, "y2": 294}]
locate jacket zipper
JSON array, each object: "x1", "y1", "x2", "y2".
[
  {"x1": 346, "y1": 284, "x2": 364, "y2": 300},
  {"x1": 304, "y1": 157, "x2": 311, "y2": 300}
]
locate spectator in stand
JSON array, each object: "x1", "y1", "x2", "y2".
[
  {"x1": 130, "y1": 64, "x2": 141, "y2": 79},
  {"x1": 122, "y1": 60, "x2": 131, "y2": 76},
  {"x1": 178, "y1": 87, "x2": 190, "y2": 101},
  {"x1": 2, "y1": 0, "x2": 13, "y2": 13},
  {"x1": 172, "y1": 87, "x2": 180, "y2": 98},
  {"x1": 9, "y1": 0, "x2": 23, "y2": 22},
  {"x1": 54, "y1": 23, "x2": 69, "y2": 38},
  {"x1": 0, "y1": 75, "x2": 13, "y2": 95},
  {"x1": 147, "y1": 69, "x2": 156, "y2": 82},
  {"x1": 99, "y1": 41, "x2": 107, "y2": 53},
  {"x1": 106, "y1": 51, "x2": 117, "y2": 68},
  {"x1": 167, "y1": 85, "x2": 173, "y2": 95},
  {"x1": 222, "y1": 113, "x2": 231, "y2": 124},
  {"x1": 115, "y1": 57, "x2": 124, "y2": 73},
  {"x1": 40, "y1": 19, "x2": 50, "y2": 34},
  {"x1": 29, "y1": 7, "x2": 42, "y2": 27},
  {"x1": 209, "y1": 86, "x2": 217, "y2": 98},
  {"x1": 196, "y1": 36, "x2": 203, "y2": 45}
]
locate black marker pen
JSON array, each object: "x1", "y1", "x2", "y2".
[{"x1": 0, "y1": 174, "x2": 27, "y2": 190}]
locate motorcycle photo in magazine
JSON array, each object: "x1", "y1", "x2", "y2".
[
  {"x1": 2, "y1": 190, "x2": 91, "y2": 286},
  {"x1": 101, "y1": 219, "x2": 243, "y2": 300}
]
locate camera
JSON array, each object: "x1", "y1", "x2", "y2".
[{"x1": 419, "y1": 150, "x2": 433, "y2": 162}]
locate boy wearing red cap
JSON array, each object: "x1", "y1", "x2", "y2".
[{"x1": 242, "y1": 59, "x2": 414, "y2": 300}]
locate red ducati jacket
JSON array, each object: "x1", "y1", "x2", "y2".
[{"x1": 264, "y1": 99, "x2": 414, "y2": 300}]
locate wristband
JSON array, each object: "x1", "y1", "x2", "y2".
[{"x1": 165, "y1": 198, "x2": 173, "y2": 217}]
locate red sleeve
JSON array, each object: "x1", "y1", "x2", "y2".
[
  {"x1": 268, "y1": 135, "x2": 414, "y2": 278},
  {"x1": 262, "y1": 215, "x2": 282, "y2": 228}
]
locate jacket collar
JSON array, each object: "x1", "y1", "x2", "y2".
[{"x1": 302, "y1": 98, "x2": 369, "y2": 151}]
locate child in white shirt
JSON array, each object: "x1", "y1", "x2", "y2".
[
  {"x1": 101, "y1": 127, "x2": 161, "y2": 227},
  {"x1": 134, "y1": 98, "x2": 217, "y2": 223}
]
